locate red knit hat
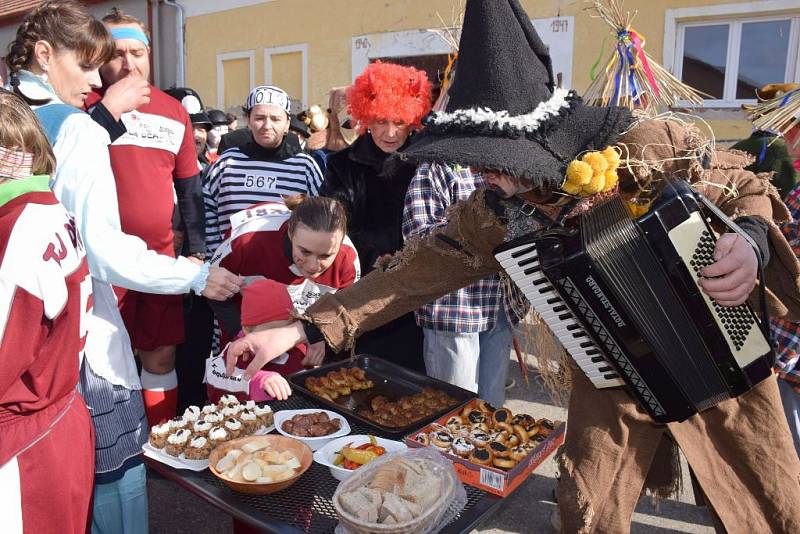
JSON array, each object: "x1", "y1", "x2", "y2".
[
  {"x1": 240, "y1": 279, "x2": 294, "y2": 327},
  {"x1": 346, "y1": 61, "x2": 433, "y2": 135}
]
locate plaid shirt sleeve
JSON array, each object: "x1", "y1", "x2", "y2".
[
  {"x1": 769, "y1": 185, "x2": 800, "y2": 389},
  {"x1": 402, "y1": 163, "x2": 452, "y2": 240},
  {"x1": 401, "y1": 163, "x2": 508, "y2": 333}
]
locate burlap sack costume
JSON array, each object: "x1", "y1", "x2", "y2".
[
  {"x1": 303, "y1": 116, "x2": 800, "y2": 534},
  {"x1": 297, "y1": 1, "x2": 800, "y2": 531}
]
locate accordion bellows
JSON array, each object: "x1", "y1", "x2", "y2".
[{"x1": 495, "y1": 181, "x2": 773, "y2": 423}]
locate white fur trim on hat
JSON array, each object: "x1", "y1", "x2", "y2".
[
  {"x1": 426, "y1": 87, "x2": 574, "y2": 134},
  {"x1": 246, "y1": 85, "x2": 291, "y2": 113}
]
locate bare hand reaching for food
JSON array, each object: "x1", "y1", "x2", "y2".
[
  {"x1": 260, "y1": 372, "x2": 292, "y2": 401},
  {"x1": 227, "y1": 322, "x2": 308, "y2": 378}
]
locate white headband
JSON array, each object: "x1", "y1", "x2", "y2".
[{"x1": 246, "y1": 86, "x2": 291, "y2": 113}]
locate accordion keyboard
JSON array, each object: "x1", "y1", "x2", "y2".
[{"x1": 495, "y1": 243, "x2": 625, "y2": 388}]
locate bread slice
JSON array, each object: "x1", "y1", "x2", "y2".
[
  {"x1": 381, "y1": 492, "x2": 414, "y2": 523},
  {"x1": 339, "y1": 489, "x2": 379, "y2": 523}
]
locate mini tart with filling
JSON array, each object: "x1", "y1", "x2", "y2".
[
  {"x1": 492, "y1": 408, "x2": 513, "y2": 427},
  {"x1": 224, "y1": 418, "x2": 243, "y2": 439},
  {"x1": 477, "y1": 400, "x2": 496, "y2": 413},
  {"x1": 469, "y1": 447, "x2": 494, "y2": 466},
  {"x1": 469, "y1": 430, "x2": 492, "y2": 448},
  {"x1": 445, "y1": 415, "x2": 464, "y2": 429},
  {"x1": 430, "y1": 430, "x2": 454, "y2": 450},
  {"x1": 217, "y1": 394, "x2": 240, "y2": 407},
  {"x1": 192, "y1": 420, "x2": 213, "y2": 437},
  {"x1": 511, "y1": 413, "x2": 535, "y2": 427},
  {"x1": 489, "y1": 440, "x2": 511, "y2": 458},
  {"x1": 164, "y1": 428, "x2": 192, "y2": 457},
  {"x1": 148, "y1": 422, "x2": 172, "y2": 449},
  {"x1": 537, "y1": 418, "x2": 555, "y2": 436},
  {"x1": 253, "y1": 404, "x2": 273, "y2": 427},
  {"x1": 220, "y1": 405, "x2": 242, "y2": 419},
  {"x1": 413, "y1": 432, "x2": 430, "y2": 446},
  {"x1": 203, "y1": 412, "x2": 223, "y2": 425},
  {"x1": 238, "y1": 411, "x2": 259, "y2": 434},
  {"x1": 207, "y1": 426, "x2": 229, "y2": 447},
  {"x1": 493, "y1": 456, "x2": 518, "y2": 470},
  {"x1": 467, "y1": 410, "x2": 487, "y2": 425},
  {"x1": 168, "y1": 417, "x2": 189, "y2": 431},
  {"x1": 510, "y1": 445, "x2": 529, "y2": 462},
  {"x1": 452, "y1": 437, "x2": 475, "y2": 458},
  {"x1": 182, "y1": 405, "x2": 201, "y2": 423},
  {"x1": 184, "y1": 436, "x2": 212, "y2": 460}
]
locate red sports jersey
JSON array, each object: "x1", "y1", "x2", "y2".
[
  {"x1": 87, "y1": 86, "x2": 198, "y2": 255},
  {"x1": 210, "y1": 202, "x2": 361, "y2": 312},
  {"x1": 0, "y1": 177, "x2": 92, "y2": 465}
]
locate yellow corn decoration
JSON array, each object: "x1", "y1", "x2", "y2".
[
  {"x1": 565, "y1": 160, "x2": 593, "y2": 186},
  {"x1": 560, "y1": 145, "x2": 621, "y2": 197}
]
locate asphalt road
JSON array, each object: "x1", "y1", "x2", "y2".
[{"x1": 147, "y1": 352, "x2": 716, "y2": 533}]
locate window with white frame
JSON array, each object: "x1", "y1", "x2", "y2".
[{"x1": 674, "y1": 16, "x2": 799, "y2": 105}]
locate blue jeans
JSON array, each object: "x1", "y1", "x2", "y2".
[
  {"x1": 91, "y1": 463, "x2": 148, "y2": 534},
  {"x1": 778, "y1": 378, "x2": 800, "y2": 458},
  {"x1": 422, "y1": 311, "x2": 514, "y2": 408}
]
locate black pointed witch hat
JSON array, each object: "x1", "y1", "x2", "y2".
[{"x1": 399, "y1": 0, "x2": 632, "y2": 190}]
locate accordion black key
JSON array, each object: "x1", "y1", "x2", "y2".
[{"x1": 494, "y1": 180, "x2": 774, "y2": 423}]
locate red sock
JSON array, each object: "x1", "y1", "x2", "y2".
[{"x1": 140, "y1": 369, "x2": 178, "y2": 425}]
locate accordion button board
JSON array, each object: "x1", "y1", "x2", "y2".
[{"x1": 668, "y1": 211, "x2": 769, "y2": 368}]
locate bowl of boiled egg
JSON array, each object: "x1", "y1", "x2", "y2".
[{"x1": 208, "y1": 435, "x2": 312, "y2": 494}]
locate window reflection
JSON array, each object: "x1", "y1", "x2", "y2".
[
  {"x1": 681, "y1": 25, "x2": 729, "y2": 99},
  {"x1": 736, "y1": 20, "x2": 791, "y2": 99}
]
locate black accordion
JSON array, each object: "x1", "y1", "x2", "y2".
[{"x1": 494, "y1": 181, "x2": 774, "y2": 423}]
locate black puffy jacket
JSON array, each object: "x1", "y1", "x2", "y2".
[{"x1": 320, "y1": 133, "x2": 417, "y2": 274}]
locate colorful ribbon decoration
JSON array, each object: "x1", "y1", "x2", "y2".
[
  {"x1": 610, "y1": 28, "x2": 660, "y2": 106},
  {"x1": 628, "y1": 30, "x2": 660, "y2": 99},
  {"x1": 779, "y1": 88, "x2": 800, "y2": 109},
  {"x1": 758, "y1": 135, "x2": 768, "y2": 165},
  {"x1": 0, "y1": 146, "x2": 34, "y2": 180}
]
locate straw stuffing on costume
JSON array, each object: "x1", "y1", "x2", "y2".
[
  {"x1": 583, "y1": 0, "x2": 705, "y2": 111},
  {"x1": 748, "y1": 88, "x2": 800, "y2": 143}
]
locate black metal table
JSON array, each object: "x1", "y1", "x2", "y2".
[{"x1": 144, "y1": 395, "x2": 506, "y2": 533}]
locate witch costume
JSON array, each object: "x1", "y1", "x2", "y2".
[{"x1": 296, "y1": 1, "x2": 800, "y2": 531}]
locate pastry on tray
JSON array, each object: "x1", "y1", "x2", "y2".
[
  {"x1": 411, "y1": 400, "x2": 558, "y2": 470},
  {"x1": 184, "y1": 436, "x2": 212, "y2": 460},
  {"x1": 164, "y1": 428, "x2": 192, "y2": 457},
  {"x1": 148, "y1": 422, "x2": 172, "y2": 449}
]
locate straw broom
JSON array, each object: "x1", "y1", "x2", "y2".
[
  {"x1": 427, "y1": 1, "x2": 463, "y2": 111},
  {"x1": 583, "y1": 0, "x2": 706, "y2": 111},
  {"x1": 747, "y1": 88, "x2": 800, "y2": 141}
]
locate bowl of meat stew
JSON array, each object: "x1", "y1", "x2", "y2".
[{"x1": 273, "y1": 409, "x2": 351, "y2": 451}]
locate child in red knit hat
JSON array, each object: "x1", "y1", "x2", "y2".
[{"x1": 206, "y1": 279, "x2": 306, "y2": 402}]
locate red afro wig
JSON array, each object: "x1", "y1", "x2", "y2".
[{"x1": 346, "y1": 61, "x2": 433, "y2": 135}]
